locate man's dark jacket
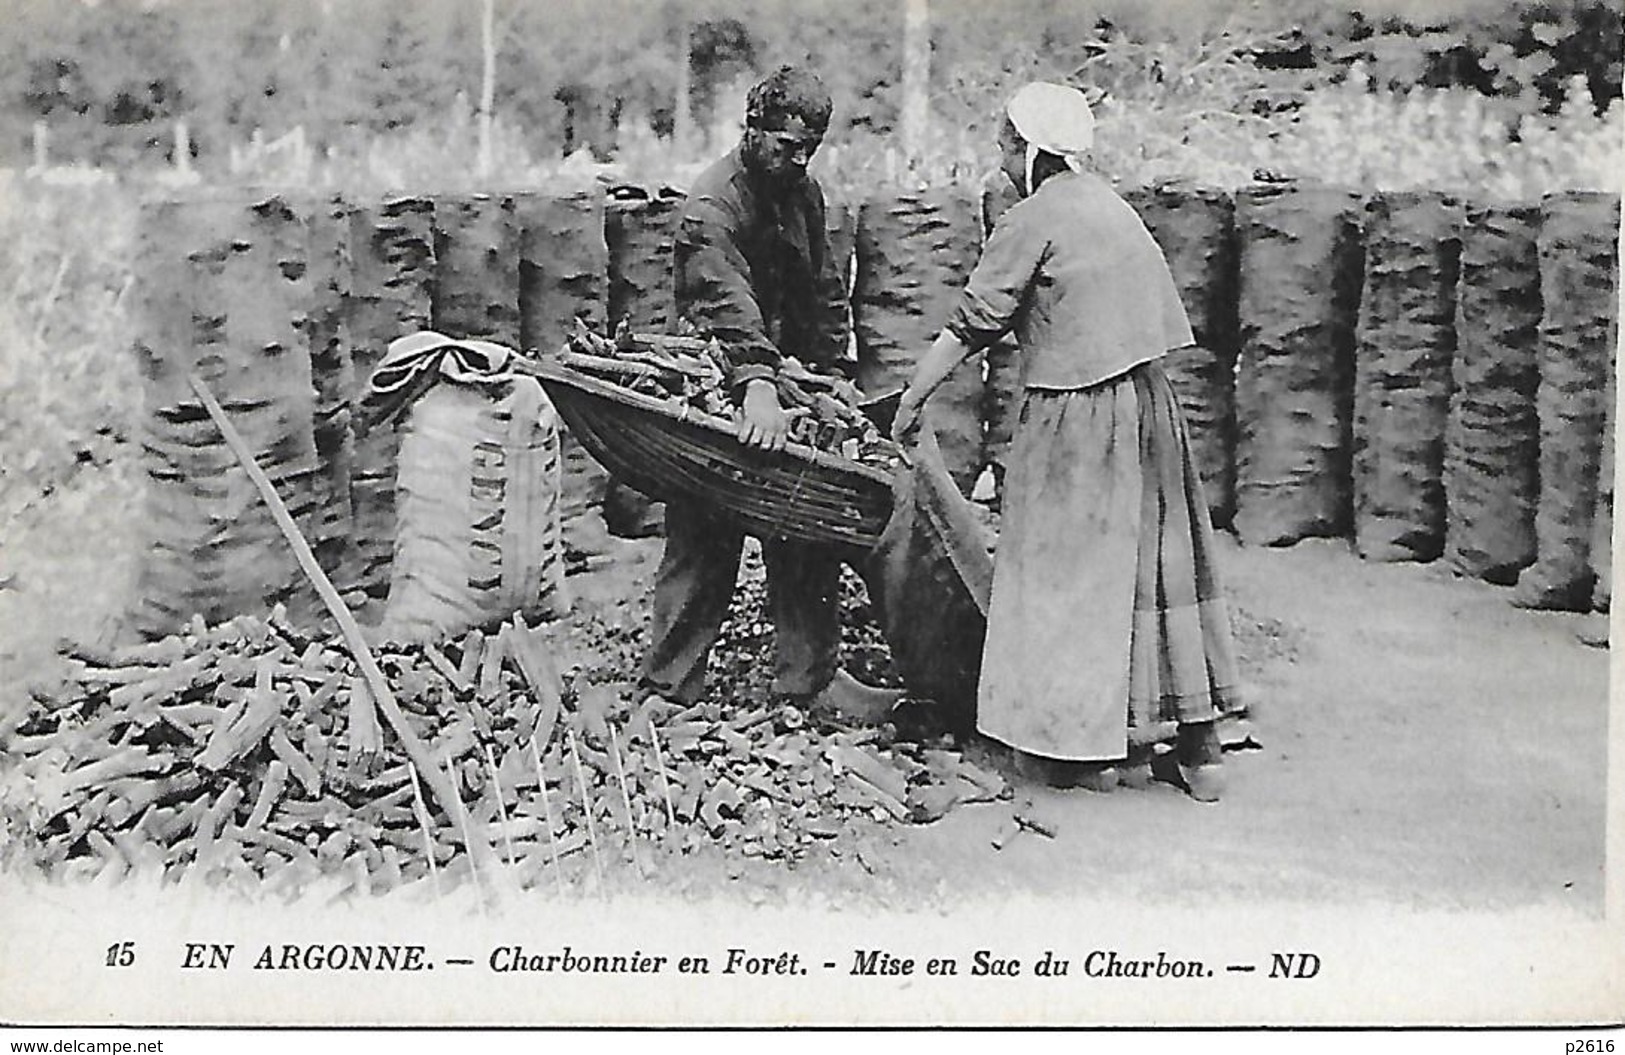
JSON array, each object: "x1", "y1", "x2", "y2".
[{"x1": 672, "y1": 146, "x2": 849, "y2": 396}]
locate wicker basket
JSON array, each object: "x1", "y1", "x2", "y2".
[{"x1": 520, "y1": 357, "x2": 897, "y2": 550}]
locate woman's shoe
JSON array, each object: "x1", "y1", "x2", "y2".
[
  {"x1": 1115, "y1": 762, "x2": 1155, "y2": 790},
  {"x1": 1177, "y1": 722, "x2": 1224, "y2": 768},
  {"x1": 1181, "y1": 763, "x2": 1225, "y2": 803},
  {"x1": 1069, "y1": 764, "x2": 1120, "y2": 793},
  {"x1": 1148, "y1": 747, "x2": 1223, "y2": 802}
]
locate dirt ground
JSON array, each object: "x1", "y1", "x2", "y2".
[
  {"x1": 0, "y1": 467, "x2": 1611, "y2": 914},
  {"x1": 896, "y1": 535, "x2": 1610, "y2": 912}
]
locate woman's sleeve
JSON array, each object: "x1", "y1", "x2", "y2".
[{"x1": 946, "y1": 204, "x2": 1049, "y2": 348}]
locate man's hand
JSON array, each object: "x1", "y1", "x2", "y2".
[{"x1": 738, "y1": 379, "x2": 790, "y2": 451}]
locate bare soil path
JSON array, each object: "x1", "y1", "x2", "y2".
[
  {"x1": 885, "y1": 536, "x2": 1609, "y2": 912},
  {"x1": 0, "y1": 470, "x2": 1609, "y2": 913}
]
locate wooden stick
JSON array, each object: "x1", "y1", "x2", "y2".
[
  {"x1": 187, "y1": 372, "x2": 492, "y2": 863},
  {"x1": 346, "y1": 852, "x2": 372, "y2": 900},
  {"x1": 406, "y1": 763, "x2": 441, "y2": 899},
  {"x1": 566, "y1": 730, "x2": 604, "y2": 894},
  {"x1": 483, "y1": 744, "x2": 517, "y2": 870},
  {"x1": 528, "y1": 735, "x2": 566, "y2": 899},
  {"x1": 244, "y1": 760, "x2": 287, "y2": 832},
  {"x1": 346, "y1": 674, "x2": 383, "y2": 760},
  {"x1": 605, "y1": 722, "x2": 644, "y2": 874},
  {"x1": 423, "y1": 644, "x2": 471, "y2": 694},
  {"x1": 444, "y1": 758, "x2": 487, "y2": 906},
  {"x1": 508, "y1": 616, "x2": 563, "y2": 747},
  {"x1": 649, "y1": 728, "x2": 678, "y2": 830},
  {"x1": 268, "y1": 730, "x2": 321, "y2": 796},
  {"x1": 457, "y1": 629, "x2": 485, "y2": 688}
]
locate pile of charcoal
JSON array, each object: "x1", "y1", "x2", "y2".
[
  {"x1": 555, "y1": 321, "x2": 902, "y2": 470},
  {"x1": 0, "y1": 592, "x2": 1006, "y2": 896}
]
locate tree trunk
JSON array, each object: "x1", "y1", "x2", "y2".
[
  {"x1": 674, "y1": 19, "x2": 694, "y2": 157},
  {"x1": 901, "y1": 0, "x2": 930, "y2": 170},
  {"x1": 478, "y1": 0, "x2": 496, "y2": 181}
]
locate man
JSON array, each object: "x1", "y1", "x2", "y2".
[{"x1": 640, "y1": 66, "x2": 901, "y2": 721}]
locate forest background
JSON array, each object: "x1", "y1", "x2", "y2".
[
  {"x1": 2, "y1": 0, "x2": 1621, "y2": 194},
  {"x1": 0, "y1": 0, "x2": 1620, "y2": 547}
]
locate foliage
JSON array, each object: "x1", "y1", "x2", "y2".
[
  {"x1": 1246, "y1": 0, "x2": 1624, "y2": 115},
  {"x1": 0, "y1": 176, "x2": 142, "y2": 537},
  {"x1": 823, "y1": 20, "x2": 1621, "y2": 197},
  {"x1": 1245, "y1": 73, "x2": 1622, "y2": 197},
  {"x1": 1, "y1": 0, "x2": 1620, "y2": 175}
]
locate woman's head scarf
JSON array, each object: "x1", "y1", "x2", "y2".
[{"x1": 1005, "y1": 82, "x2": 1095, "y2": 192}]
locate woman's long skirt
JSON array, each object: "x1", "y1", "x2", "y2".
[{"x1": 977, "y1": 359, "x2": 1244, "y2": 761}]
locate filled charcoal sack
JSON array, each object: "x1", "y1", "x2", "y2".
[
  {"x1": 1127, "y1": 182, "x2": 1240, "y2": 527},
  {"x1": 1592, "y1": 367, "x2": 1615, "y2": 613},
  {"x1": 131, "y1": 196, "x2": 322, "y2": 637},
  {"x1": 296, "y1": 195, "x2": 359, "y2": 592},
  {"x1": 1233, "y1": 183, "x2": 1364, "y2": 546},
  {"x1": 371, "y1": 333, "x2": 568, "y2": 644},
  {"x1": 518, "y1": 187, "x2": 615, "y2": 564},
  {"x1": 1445, "y1": 203, "x2": 1542, "y2": 584},
  {"x1": 432, "y1": 193, "x2": 521, "y2": 345},
  {"x1": 854, "y1": 188, "x2": 985, "y2": 494},
  {"x1": 859, "y1": 427, "x2": 994, "y2": 734},
  {"x1": 343, "y1": 195, "x2": 436, "y2": 603},
  {"x1": 1352, "y1": 191, "x2": 1463, "y2": 562},
  {"x1": 1514, "y1": 192, "x2": 1620, "y2": 609},
  {"x1": 601, "y1": 185, "x2": 685, "y2": 538}
]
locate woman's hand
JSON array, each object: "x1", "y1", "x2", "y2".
[
  {"x1": 891, "y1": 390, "x2": 925, "y2": 445},
  {"x1": 892, "y1": 330, "x2": 976, "y2": 445},
  {"x1": 738, "y1": 379, "x2": 790, "y2": 451}
]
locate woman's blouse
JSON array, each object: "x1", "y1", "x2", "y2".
[{"x1": 946, "y1": 170, "x2": 1195, "y2": 390}]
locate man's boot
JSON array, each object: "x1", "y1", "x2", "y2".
[{"x1": 810, "y1": 668, "x2": 905, "y2": 724}]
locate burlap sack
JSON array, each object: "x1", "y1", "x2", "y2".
[
  {"x1": 517, "y1": 188, "x2": 614, "y2": 563},
  {"x1": 131, "y1": 196, "x2": 321, "y2": 637},
  {"x1": 1592, "y1": 368, "x2": 1615, "y2": 612},
  {"x1": 1445, "y1": 204, "x2": 1541, "y2": 584},
  {"x1": 1127, "y1": 183, "x2": 1240, "y2": 527},
  {"x1": 1353, "y1": 191, "x2": 1463, "y2": 562},
  {"x1": 1233, "y1": 184, "x2": 1365, "y2": 546},
  {"x1": 859, "y1": 428, "x2": 992, "y2": 732},
  {"x1": 1514, "y1": 192, "x2": 1620, "y2": 609},
  {"x1": 854, "y1": 188, "x2": 984, "y2": 494},
  {"x1": 343, "y1": 195, "x2": 436, "y2": 602},
  {"x1": 374, "y1": 336, "x2": 568, "y2": 643},
  {"x1": 603, "y1": 185, "x2": 685, "y2": 535}
]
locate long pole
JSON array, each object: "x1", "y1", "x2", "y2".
[{"x1": 187, "y1": 372, "x2": 493, "y2": 872}]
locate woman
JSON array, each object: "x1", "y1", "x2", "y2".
[{"x1": 893, "y1": 82, "x2": 1244, "y2": 801}]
